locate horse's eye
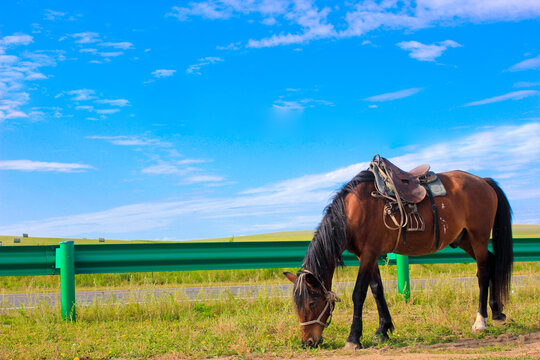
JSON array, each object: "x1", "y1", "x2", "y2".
[{"x1": 309, "y1": 301, "x2": 316, "y2": 308}]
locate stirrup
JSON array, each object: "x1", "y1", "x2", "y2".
[{"x1": 406, "y1": 205, "x2": 425, "y2": 232}]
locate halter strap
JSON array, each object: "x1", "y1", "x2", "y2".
[{"x1": 297, "y1": 269, "x2": 341, "y2": 328}]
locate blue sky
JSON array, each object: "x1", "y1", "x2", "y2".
[{"x1": 0, "y1": 1, "x2": 539, "y2": 240}]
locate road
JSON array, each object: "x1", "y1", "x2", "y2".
[{"x1": 0, "y1": 275, "x2": 536, "y2": 309}]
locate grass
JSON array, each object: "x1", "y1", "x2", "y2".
[{"x1": 0, "y1": 276, "x2": 537, "y2": 359}]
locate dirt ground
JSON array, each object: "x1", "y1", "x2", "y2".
[{"x1": 153, "y1": 331, "x2": 540, "y2": 359}]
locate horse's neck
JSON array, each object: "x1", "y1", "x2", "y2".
[{"x1": 314, "y1": 264, "x2": 335, "y2": 292}]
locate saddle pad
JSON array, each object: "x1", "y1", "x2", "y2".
[{"x1": 423, "y1": 172, "x2": 447, "y2": 197}]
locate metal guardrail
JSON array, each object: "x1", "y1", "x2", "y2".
[{"x1": 0, "y1": 238, "x2": 538, "y2": 321}]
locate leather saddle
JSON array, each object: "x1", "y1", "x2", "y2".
[{"x1": 371, "y1": 156, "x2": 431, "y2": 204}]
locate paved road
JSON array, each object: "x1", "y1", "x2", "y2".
[{"x1": 0, "y1": 275, "x2": 536, "y2": 309}]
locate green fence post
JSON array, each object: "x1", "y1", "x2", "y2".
[
  {"x1": 60, "y1": 241, "x2": 76, "y2": 321},
  {"x1": 396, "y1": 254, "x2": 410, "y2": 301}
]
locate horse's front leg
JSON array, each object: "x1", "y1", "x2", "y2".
[
  {"x1": 370, "y1": 263, "x2": 394, "y2": 342},
  {"x1": 345, "y1": 258, "x2": 374, "y2": 350}
]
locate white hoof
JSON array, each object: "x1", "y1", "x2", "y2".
[
  {"x1": 472, "y1": 312, "x2": 488, "y2": 332},
  {"x1": 344, "y1": 341, "x2": 361, "y2": 350}
]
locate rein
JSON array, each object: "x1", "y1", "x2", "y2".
[{"x1": 297, "y1": 270, "x2": 341, "y2": 328}]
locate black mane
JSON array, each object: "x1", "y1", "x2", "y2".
[{"x1": 293, "y1": 169, "x2": 374, "y2": 307}]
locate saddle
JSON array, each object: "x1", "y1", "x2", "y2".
[
  {"x1": 378, "y1": 158, "x2": 430, "y2": 203},
  {"x1": 369, "y1": 155, "x2": 444, "y2": 252}
]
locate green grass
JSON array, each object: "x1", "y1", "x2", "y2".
[{"x1": 0, "y1": 276, "x2": 537, "y2": 359}]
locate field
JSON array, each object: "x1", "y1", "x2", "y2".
[
  {"x1": 1, "y1": 225, "x2": 538, "y2": 246},
  {"x1": 0, "y1": 275, "x2": 538, "y2": 359},
  {"x1": 0, "y1": 227, "x2": 539, "y2": 359}
]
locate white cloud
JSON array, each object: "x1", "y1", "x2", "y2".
[
  {"x1": 463, "y1": 90, "x2": 539, "y2": 107},
  {"x1": 514, "y1": 81, "x2": 540, "y2": 88},
  {"x1": 0, "y1": 160, "x2": 93, "y2": 172},
  {"x1": 100, "y1": 42, "x2": 134, "y2": 50},
  {"x1": 67, "y1": 32, "x2": 133, "y2": 62},
  {"x1": 0, "y1": 34, "x2": 60, "y2": 122},
  {"x1": 186, "y1": 57, "x2": 223, "y2": 75},
  {"x1": 273, "y1": 98, "x2": 334, "y2": 111},
  {"x1": 397, "y1": 40, "x2": 462, "y2": 61},
  {"x1": 364, "y1": 88, "x2": 422, "y2": 102},
  {"x1": 98, "y1": 51, "x2": 124, "y2": 58},
  {"x1": 44, "y1": 9, "x2": 66, "y2": 21},
  {"x1": 168, "y1": 0, "x2": 540, "y2": 49},
  {"x1": 71, "y1": 32, "x2": 100, "y2": 44},
  {"x1": 142, "y1": 163, "x2": 183, "y2": 175},
  {"x1": 0, "y1": 33, "x2": 33, "y2": 46},
  {"x1": 95, "y1": 109, "x2": 120, "y2": 115},
  {"x1": 64, "y1": 91, "x2": 129, "y2": 118},
  {"x1": 152, "y1": 69, "x2": 176, "y2": 78},
  {"x1": 1, "y1": 123, "x2": 539, "y2": 237},
  {"x1": 95, "y1": 99, "x2": 130, "y2": 107},
  {"x1": 185, "y1": 175, "x2": 225, "y2": 183},
  {"x1": 66, "y1": 89, "x2": 96, "y2": 101},
  {"x1": 88, "y1": 135, "x2": 171, "y2": 147},
  {"x1": 509, "y1": 54, "x2": 540, "y2": 72}
]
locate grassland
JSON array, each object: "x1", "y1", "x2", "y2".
[
  {"x1": 1, "y1": 224, "x2": 538, "y2": 246},
  {"x1": 0, "y1": 227, "x2": 538, "y2": 358},
  {"x1": 0, "y1": 276, "x2": 537, "y2": 359}
]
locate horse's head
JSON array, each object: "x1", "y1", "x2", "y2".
[{"x1": 284, "y1": 270, "x2": 340, "y2": 348}]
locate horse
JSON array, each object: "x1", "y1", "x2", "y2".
[{"x1": 284, "y1": 165, "x2": 513, "y2": 349}]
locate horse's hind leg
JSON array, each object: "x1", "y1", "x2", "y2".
[
  {"x1": 370, "y1": 264, "x2": 394, "y2": 342},
  {"x1": 488, "y1": 251, "x2": 507, "y2": 325},
  {"x1": 467, "y1": 230, "x2": 491, "y2": 332}
]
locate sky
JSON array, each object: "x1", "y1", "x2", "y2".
[{"x1": 0, "y1": 0, "x2": 539, "y2": 240}]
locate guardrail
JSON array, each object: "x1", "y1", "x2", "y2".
[{"x1": 0, "y1": 238, "x2": 538, "y2": 321}]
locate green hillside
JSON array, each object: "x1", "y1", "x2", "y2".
[{"x1": 0, "y1": 225, "x2": 537, "y2": 246}]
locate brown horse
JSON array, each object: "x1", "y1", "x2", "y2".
[{"x1": 284, "y1": 167, "x2": 513, "y2": 349}]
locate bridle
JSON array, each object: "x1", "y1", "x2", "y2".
[{"x1": 297, "y1": 270, "x2": 341, "y2": 328}]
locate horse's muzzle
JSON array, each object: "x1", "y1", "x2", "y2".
[{"x1": 302, "y1": 336, "x2": 323, "y2": 348}]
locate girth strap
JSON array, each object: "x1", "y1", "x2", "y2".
[{"x1": 423, "y1": 184, "x2": 441, "y2": 250}]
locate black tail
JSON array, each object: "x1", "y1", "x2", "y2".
[{"x1": 485, "y1": 178, "x2": 513, "y2": 303}]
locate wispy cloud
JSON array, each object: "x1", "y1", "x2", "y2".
[
  {"x1": 463, "y1": 90, "x2": 539, "y2": 107},
  {"x1": 364, "y1": 88, "x2": 422, "y2": 102},
  {"x1": 0, "y1": 33, "x2": 62, "y2": 122},
  {"x1": 514, "y1": 81, "x2": 540, "y2": 88},
  {"x1": 66, "y1": 89, "x2": 96, "y2": 101},
  {"x1": 168, "y1": 1, "x2": 540, "y2": 49},
  {"x1": 152, "y1": 69, "x2": 176, "y2": 78},
  {"x1": 6, "y1": 123, "x2": 538, "y2": 237},
  {"x1": 0, "y1": 160, "x2": 93, "y2": 173},
  {"x1": 67, "y1": 32, "x2": 134, "y2": 61},
  {"x1": 186, "y1": 57, "x2": 223, "y2": 75},
  {"x1": 62, "y1": 90, "x2": 130, "y2": 118},
  {"x1": 88, "y1": 135, "x2": 171, "y2": 147},
  {"x1": 71, "y1": 32, "x2": 100, "y2": 44},
  {"x1": 0, "y1": 33, "x2": 33, "y2": 46},
  {"x1": 397, "y1": 40, "x2": 462, "y2": 61},
  {"x1": 100, "y1": 42, "x2": 134, "y2": 50},
  {"x1": 509, "y1": 54, "x2": 540, "y2": 72},
  {"x1": 273, "y1": 98, "x2": 334, "y2": 111},
  {"x1": 95, "y1": 99, "x2": 130, "y2": 107},
  {"x1": 44, "y1": 9, "x2": 79, "y2": 21}
]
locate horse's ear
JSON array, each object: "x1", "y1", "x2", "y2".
[
  {"x1": 304, "y1": 273, "x2": 322, "y2": 290},
  {"x1": 283, "y1": 272, "x2": 297, "y2": 283}
]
